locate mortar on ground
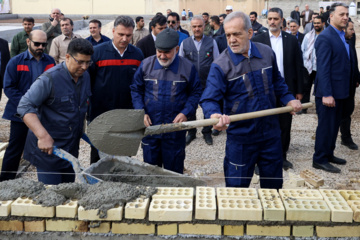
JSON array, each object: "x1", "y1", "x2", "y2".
[{"x1": 84, "y1": 155, "x2": 206, "y2": 187}]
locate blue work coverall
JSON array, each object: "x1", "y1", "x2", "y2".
[{"x1": 131, "y1": 55, "x2": 202, "y2": 173}]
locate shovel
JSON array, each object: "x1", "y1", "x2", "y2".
[{"x1": 87, "y1": 102, "x2": 313, "y2": 156}]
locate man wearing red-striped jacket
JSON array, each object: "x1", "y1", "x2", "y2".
[
  {"x1": 0, "y1": 30, "x2": 55, "y2": 181},
  {"x1": 88, "y1": 16, "x2": 144, "y2": 163}
]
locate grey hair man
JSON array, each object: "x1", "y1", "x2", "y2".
[
  {"x1": 42, "y1": 8, "x2": 62, "y2": 53},
  {"x1": 200, "y1": 11, "x2": 301, "y2": 188},
  {"x1": 88, "y1": 16, "x2": 144, "y2": 164},
  {"x1": 179, "y1": 16, "x2": 220, "y2": 145}
]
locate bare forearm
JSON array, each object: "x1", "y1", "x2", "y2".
[{"x1": 23, "y1": 113, "x2": 50, "y2": 140}]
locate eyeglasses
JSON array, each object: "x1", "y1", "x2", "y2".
[
  {"x1": 70, "y1": 54, "x2": 93, "y2": 67},
  {"x1": 31, "y1": 40, "x2": 48, "y2": 47},
  {"x1": 167, "y1": 20, "x2": 176, "y2": 24}
]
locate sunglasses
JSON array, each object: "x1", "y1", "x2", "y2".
[
  {"x1": 31, "y1": 40, "x2": 48, "y2": 47},
  {"x1": 167, "y1": 20, "x2": 176, "y2": 24}
]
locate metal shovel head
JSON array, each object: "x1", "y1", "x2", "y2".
[{"x1": 87, "y1": 109, "x2": 146, "y2": 156}]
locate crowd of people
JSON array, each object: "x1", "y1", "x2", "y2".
[{"x1": 0, "y1": 3, "x2": 357, "y2": 189}]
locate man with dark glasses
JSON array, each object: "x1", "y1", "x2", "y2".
[
  {"x1": 17, "y1": 38, "x2": 93, "y2": 185},
  {"x1": 167, "y1": 12, "x2": 188, "y2": 46},
  {"x1": 0, "y1": 30, "x2": 55, "y2": 181}
]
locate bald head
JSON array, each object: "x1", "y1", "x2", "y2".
[
  {"x1": 29, "y1": 29, "x2": 47, "y2": 42},
  {"x1": 27, "y1": 30, "x2": 47, "y2": 59},
  {"x1": 305, "y1": 4, "x2": 309, "y2": 10},
  {"x1": 51, "y1": 8, "x2": 61, "y2": 21}
]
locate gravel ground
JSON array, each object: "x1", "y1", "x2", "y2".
[{"x1": 0, "y1": 20, "x2": 360, "y2": 190}]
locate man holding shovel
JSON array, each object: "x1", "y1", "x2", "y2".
[
  {"x1": 17, "y1": 39, "x2": 94, "y2": 185},
  {"x1": 131, "y1": 28, "x2": 202, "y2": 174},
  {"x1": 200, "y1": 11, "x2": 302, "y2": 189}
]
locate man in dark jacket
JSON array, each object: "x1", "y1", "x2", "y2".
[
  {"x1": 0, "y1": 38, "x2": 10, "y2": 100},
  {"x1": 290, "y1": 6, "x2": 300, "y2": 26},
  {"x1": 0, "y1": 30, "x2": 55, "y2": 181},
  {"x1": 131, "y1": 29, "x2": 202, "y2": 174},
  {"x1": 252, "y1": 7, "x2": 304, "y2": 170},
  {"x1": 249, "y1": 11, "x2": 263, "y2": 35},
  {"x1": 88, "y1": 16, "x2": 144, "y2": 163}
]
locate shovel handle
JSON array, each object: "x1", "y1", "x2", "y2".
[{"x1": 144, "y1": 102, "x2": 313, "y2": 136}]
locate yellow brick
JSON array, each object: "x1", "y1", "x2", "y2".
[
  {"x1": 348, "y1": 200, "x2": 360, "y2": 222},
  {"x1": 56, "y1": 200, "x2": 78, "y2": 218},
  {"x1": 195, "y1": 186, "x2": 216, "y2": 220},
  {"x1": 11, "y1": 197, "x2": 55, "y2": 217},
  {"x1": 89, "y1": 222, "x2": 111, "y2": 233},
  {"x1": 0, "y1": 142, "x2": 9, "y2": 151},
  {"x1": 223, "y1": 225, "x2": 244, "y2": 236},
  {"x1": 320, "y1": 189, "x2": 353, "y2": 223},
  {"x1": 217, "y1": 187, "x2": 258, "y2": 199},
  {"x1": 149, "y1": 198, "x2": 192, "y2": 221},
  {"x1": 152, "y1": 187, "x2": 194, "y2": 199},
  {"x1": 46, "y1": 220, "x2": 88, "y2": 232},
  {"x1": 292, "y1": 225, "x2": 314, "y2": 237},
  {"x1": 78, "y1": 205, "x2": 122, "y2": 221},
  {"x1": 288, "y1": 172, "x2": 305, "y2": 187},
  {"x1": 157, "y1": 224, "x2": 178, "y2": 235},
  {"x1": 112, "y1": 223, "x2": 155, "y2": 234},
  {"x1": 0, "y1": 150, "x2": 5, "y2": 172},
  {"x1": 179, "y1": 223, "x2": 221, "y2": 236},
  {"x1": 282, "y1": 179, "x2": 305, "y2": 189},
  {"x1": 218, "y1": 198, "x2": 262, "y2": 221},
  {"x1": 0, "y1": 220, "x2": 23, "y2": 231},
  {"x1": 0, "y1": 200, "x2": 12, "y2": 217},
  {"x1": 24, "y1": 220, "x2": 45, "y2": 232},
  {"x1": 279, "y1": 189, "x2": 323, "y2": 201},
  {"x1": 340, "y1": 190, "x2": 360, "y2": 201},
  {"x1": 247, "y1": 225, "x2": 291, "y2": 237},
  {"x1": 258, "y1": 189, "x2": 285, "y2": 221},
  {"x1": 316, "y1": 225, "x2": 360, "y2": 237},
  {"x1": 300, "y1": 169, "x2": 324, "y2": 187},
  {"x1": 283, "y1": 199, "x2": 330, "y2": 221},
  {"x1": 125, "y1": 197, "x2": 149, "y2": 219}
]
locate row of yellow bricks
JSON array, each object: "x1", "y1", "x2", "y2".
[{"x1": 1, "y1": 219, "x2": 360, "y2": 238}]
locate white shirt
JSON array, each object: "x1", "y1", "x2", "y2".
[
  {"x1": 305, "y1": 11, "x2": 310, "y2": 22},
  {"x1": 151, "y1": 32, "x2": 156, "y2": 42},
  {"x1": 269, "y1": 31, "x2": 284, "y2": 78},
  {"x1": 112, "y1": 41, "x2": 127, "y2": 57}
]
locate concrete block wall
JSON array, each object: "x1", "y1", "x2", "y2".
[{"x1": 2, "y1": 187, "x2": 360, "y2": 238}]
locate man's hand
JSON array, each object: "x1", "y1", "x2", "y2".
[
  {"x1": 287, "y1": 100, "x2": 302, "y2": 115},
  {"x1": 295, "y1": 93, "x2": 303, "y2": 101},
  {"x1": 38, "y1": 134, "x2": 54, "y2": 155},
  {"x1": 173, "y1": 113, "x2": 187, "y2": 123},
  {"x1": 51, "y1": 19, "x2": 59, "y2": 27},
  {"x1": 322, "y1": 96, "x2": 335, "y2": 107},
  {"x1": 211, "y1": 113, "x2": 230, "y2": 131},
  {"x1": 144, "y1": 114, "x2": 152, "y2": 127}
]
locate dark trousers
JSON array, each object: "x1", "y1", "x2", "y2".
[
  {"x1": 90, "y1": 145, "x2": 100, "y2": 164},
  {"x1": 340, "y1": 92, "x2": 355, "y2": 141},
  {"x1": 0, "y1": 121, "x2": 28, "y2": 181},
  {"x1": 301, "y1": 70, "x2": 316, "y2": 107},
  {"x1": 187, "y1": 113, "x2": 212, "y2": 137},
  {"x1": 37, "y1": 165, "x2": 75, "y2": 185},
  {"x1": 278, "y1": 112, "x2": 292, "y2": 161},
  {"x1": 313, "y1": 97, "x2": 344, "y2": 164},
  {"x1": 224, "y1": 136, "x2": 283, "y2": 189},
  {"x1": 142, "y1": 135, "x2": 186, "y2": 174}
]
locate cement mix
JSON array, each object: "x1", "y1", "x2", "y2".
[{"x1": 0, "y1": 179, "x2": 45, "y2": 200}]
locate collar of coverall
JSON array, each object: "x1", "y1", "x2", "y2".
[
  {"x1": 154, "y1": 52, "x2": 180, "y2": 74},
  {"x1": 228, "y1": 40, "x2": 262, "y2": 66}
]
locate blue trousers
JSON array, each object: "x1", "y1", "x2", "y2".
[
  {"x1": 224, "y1": 136, "x2": 283, "y2": 189},
  {"x1": 142, "y1": 135, "x2": 186, "y2": 174},
  {"x1": 37, "y1": 165, "x2": 75, "y2": 185},
  {"x1": 313, "y1": 97, "x2": 344, "y2": 164},
  {"x1": 0, "y1": 121, "x2": 28, "y2": 181}
]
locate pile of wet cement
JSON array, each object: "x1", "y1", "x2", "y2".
[{"x1": 0, "y1": 179, "x2": 156, "y2": 218}]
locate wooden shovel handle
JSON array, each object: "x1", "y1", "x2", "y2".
[{"x1": 144, "y1": 102, "x2": 313, "y2": 136}]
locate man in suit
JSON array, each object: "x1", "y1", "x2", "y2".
[
  {"x1": 0, "y1": 38, "x2": 10, "y2": 100},
  {"x1": 300, "y1": 4, "x2": 314, "y2": 28},
  {"x1": 252, "y1": 7, "x2": 303, "y2": 170},
  {"x1": 313, "y1": 3, "x2": 352, "y2": 173},
  {"x1": 290, "y1": 6, "x2": 300, "y2": 25},
  {"x1": 137, "y1": 15, "x2": 167, "y2": 58},
  {"x1": 339, "y1": 20, "x2": 360, "y2": 150},
  {"x1": 289, "y1": 19, "x2": 304, "y2": 45}
]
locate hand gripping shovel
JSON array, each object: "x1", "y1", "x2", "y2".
[{"x1": 87, "y1": 102, "x2": 313, "y2": 156}]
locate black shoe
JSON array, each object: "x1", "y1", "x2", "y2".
[
  {"x1": 203, "y1": 134, "x2": 213, "y2": 145},
  {"x1": 212, "y1": 129, "x2": 220, "y2": 136},
  {"x1": 186, "y1": 134, "x2": 196, "y2": 145},
  {"x1": 329, "y1": 156, "x2": 347, "y2": 165},
  {"x1": 313, "y1": 162, "x2": 341, "y2": 173},
  {"x1": 283, "y1": 159, "x2": 293, "y2": 170},
  {"x1": 341, "y1": 139, "x2": 358, "y2": 150}
]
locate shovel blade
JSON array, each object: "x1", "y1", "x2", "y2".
[{"x1": 87, "y1": 109, "x2": 146, "y2": 156}]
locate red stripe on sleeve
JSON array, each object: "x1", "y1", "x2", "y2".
[
  {"x1": 17, "y1": 65, "x2": 30, "y2": 71},
  {"x1": 44, "y1": 64, "x2": 55, "y2": 72},
  {"x1": 96, "y1": 59, "x2": 141, "y2": 67}
]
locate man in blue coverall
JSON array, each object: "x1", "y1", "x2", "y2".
[
  {"x1": 17, "y1": 38, "x2": 94, "y2": 184},
  {"x1": 200, "y1": 11, "x2": 302, "y2": 189},
  {"x1": 131, "y1": 28, "x2": 202, "y2": 174}
]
